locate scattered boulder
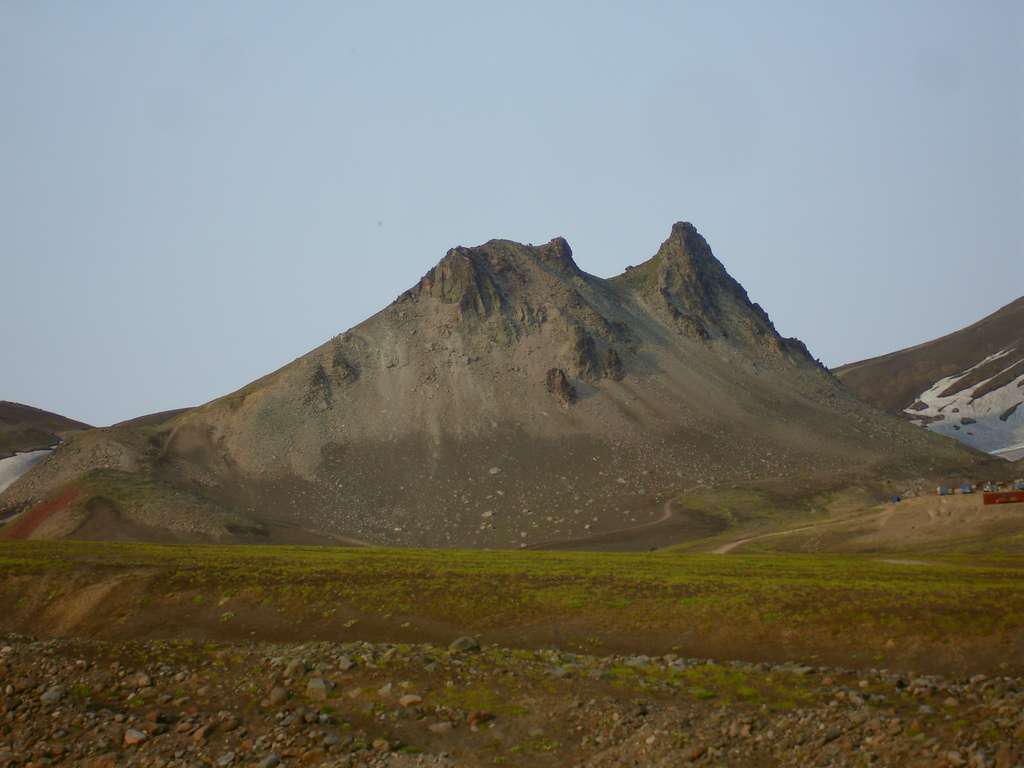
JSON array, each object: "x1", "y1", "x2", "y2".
[
  {"x1": 123, "y1": 729, "x2": 147, "y2": 746},
  {"x1": 0, "y1": 631, "x2": 1019, "y2": 768},
  {"x1": 683, "y1": 744, "x2": 707, "y2": 762},
  {"x1": 39, "y1": 685, "x2": 65, "y2": 705},
  {"x1": 467, "y1": 711, "x2": 494, "y2": 727},
  {"x1": 267, "y1": 685, "x2": 288, "y2": 706},
  {"x1": 306, "y1": 677, "x2": 329, "y2": 701},
  {"x1": 193, "y1": 722, "x2": 217, "y2": 743},
  {"x1": 284, "y1": 658, "x2": 307, "y2": 678},
  {"x1": 449, "y1": 636, "x2": 481, "y2": 653}
]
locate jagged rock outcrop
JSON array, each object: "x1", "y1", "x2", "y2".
[
  {"x1": 604, "y1": 348, "x2": 625, "y2": 381},
  {"x1": 613, "y1": 222, "x2": 801, "y2": 357},
  {"x1": 545, "y1": 368, "x2": 577, "y2": 407}
]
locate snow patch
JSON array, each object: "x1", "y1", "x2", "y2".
[
  {"x1": 905, "y1": 347, "x2": 1024, "y2": 459},
  {"x1": 0, "y1": 449, "x2": 53, "y2": 494}
]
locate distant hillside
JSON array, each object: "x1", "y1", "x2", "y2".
[
  {"x1": 0, "y1": 402, "x2": 90, "y2": 459},
  {"x1": 835, "y1": 297, "x2": 1024, "y2": 460},
  {"x1": 111, "y1": 407, "x2": 192, "y2": 430},
  {"x1": 1, "y1": 222, "x2": 979, "y2": 546}
]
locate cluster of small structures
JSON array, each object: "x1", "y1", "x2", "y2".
[{"x1": 934, "y1": 479, "x2": 1024, "y2": 505}]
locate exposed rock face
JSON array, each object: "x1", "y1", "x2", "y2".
[
  {"x1": 613, "y1": 222, "x2": 802, "y2": 357},
  {"x1": 1, "y1": 221, "x2": 977, "y2": 547},
  {"x1": 570, "y1": 327, "x2": 600, "y2": 380},
  {"x1": 603, "y1": 348, "x2": 625, "y2": 381},
  {"x1": 545, "y1": 368, "x2": 577, "y2": 407}
]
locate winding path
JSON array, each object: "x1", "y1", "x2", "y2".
[
  {"x1": 711, "y1": 507, "x2": 895, "y2": 554},
  {"x1": 526, "y1": 497, "x2": 679, "y2": 551}
]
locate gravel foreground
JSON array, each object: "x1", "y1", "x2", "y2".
[{"x1": 1, "y1": 634, "x2": 1022, "y2": 768}]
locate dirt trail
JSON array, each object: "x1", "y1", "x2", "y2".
[
  {"x1": 711, "y1": 507, "x2": 891, "y2": 554},
  {"x1": 528, "y1": 498, "x2": 678, "y2": 551}
]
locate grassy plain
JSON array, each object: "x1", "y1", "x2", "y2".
[{"x1": 0, "y1": 540, "x2": 1022, "y2": 675}]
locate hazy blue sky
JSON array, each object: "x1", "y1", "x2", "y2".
[{"x1": 2, "y1": 1, "x2": 1021, "y2": 426}]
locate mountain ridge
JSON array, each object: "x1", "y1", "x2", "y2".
[
  {"x1": 0, "y1": 401, "x2": 90, "y2": 459},
  {"x1": 835, "y1": 296, "x2": 1024, "y2": 460}
]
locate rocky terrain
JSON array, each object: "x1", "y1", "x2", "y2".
[
  {"x1": 3, "y1": 536, "x2": 1023, "y2": 767},
  {"x1": 2, "y1": 633, "x2": 1022, "y2": 768},
  {"x1": 0, "y1": 222, "x2": 978, "y2": 548},
  {"x1": 836, "y1": 297, "x2": 1024, "y2": 461}
]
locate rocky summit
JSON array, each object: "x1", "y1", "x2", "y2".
[{"x1": 0, "y1": 222, "x2": 974, "y2": 547}]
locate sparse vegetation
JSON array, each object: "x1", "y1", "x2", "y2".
[{"x1": 0, "y1": 540, "x2": 1022, "y2": 675}]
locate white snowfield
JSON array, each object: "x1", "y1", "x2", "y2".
[
  {"x1": 0, "y1": 449, "x2": 53, "y2": 494},
  {"x1": 905, "y1": 347, "x2": 1024, "y2": 460},
  {"x1": 993, "y1": 444, "x2": 1024, "y2": 462}
]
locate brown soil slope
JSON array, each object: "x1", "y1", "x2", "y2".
[
  {"x1": 0, "y1": 223, "x2": 980, "y2": 546},
  {"x1": 0, "y1": 401, "x2": 90, "y2": 458},
  {"x1": 834, "y1": 296, "x2": 1024, "y2": 413}
]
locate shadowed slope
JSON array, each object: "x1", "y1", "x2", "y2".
[{"x1": 0, "y1": 401, "x2": 90, "y2": 459}]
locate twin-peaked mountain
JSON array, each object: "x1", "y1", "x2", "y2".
[{"x1": 0, "y1": 223, "x2": 975, "y2": 546}]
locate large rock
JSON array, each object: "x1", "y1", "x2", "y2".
[
  {"x1": 40, "y1": 685, "x2": 65, "y2": 705},
  {"x1": 267, "y1": 685, "x2": 288, "y2": 706},
  {"x1": 306, "y1": 677, "x2": 329, "y2": 701},
  {"x1": 449, "y1": 636, "x2": 481, "y2": 653},
  {"x1": 123, "y1": 729, "x2": 147, "y2": 746}
]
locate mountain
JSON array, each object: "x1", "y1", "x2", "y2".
[
  {"x1": 0, "y1": 223, "x2": 978, "y2": 546},
  {"x1": 835, "y1": 297, "x2": 1024, "y2": 461},
  {"x1": 0, "y1": 401, "x2": 90, "y2": 459}
]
